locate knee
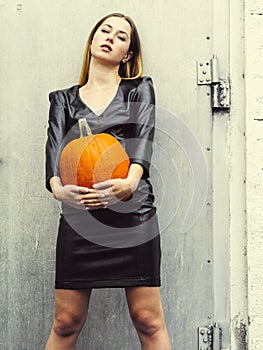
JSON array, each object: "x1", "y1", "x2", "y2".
[
  {"x1": 53, "y1": 312, "x2": 85, "y2": 338},
  {"x1": 131, "y1": 309, "x2": 164, "y2": 338}
]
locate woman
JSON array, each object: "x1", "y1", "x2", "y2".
[{"x1": 45, "y1": 12, "x2": 171, "y2": 350}]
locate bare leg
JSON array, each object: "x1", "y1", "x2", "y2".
[
  {"x1": 45, "y1": 289, "x2": 92, "y2": 350},
  {"x1": 125, "y1": 286, "x2": 171, "y2": 350}
]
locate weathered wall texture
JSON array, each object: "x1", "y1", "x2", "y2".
[
  {"x1": 229, "y1": 0, "x2": 248, "y2": 348},
  {"x1": 245, "y1": 1, "x2": 263, "y2": 349},
  {"x1": 0, "y1": 1, "x2": 214, "y2": 349}
]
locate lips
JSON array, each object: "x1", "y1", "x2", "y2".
[{"x1": 100, "y1": 44, "x2": 112, "y2": 52}]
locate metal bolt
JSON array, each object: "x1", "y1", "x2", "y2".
[{"x1": 17, "y1": 4, "x2": 23, "y2": 11}]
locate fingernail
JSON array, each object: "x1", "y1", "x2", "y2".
[
  {"x1": 103, "y1": 202, "x2": 108, "y2": 205},
  {"x1": 100, "y1": 194, "x2": 105, "y2": 198}
]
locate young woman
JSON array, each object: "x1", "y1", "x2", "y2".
[{"x1": 45, "y1": 12, "x2": 171, "y2": 350}]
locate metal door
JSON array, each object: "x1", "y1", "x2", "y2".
[{"x1": 0, "y1": 1, "x2": 230, "y2": 349}]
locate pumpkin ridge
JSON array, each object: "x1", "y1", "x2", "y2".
[{"x1": 77, "y1": 136, "x2": 93, "y2": 187}]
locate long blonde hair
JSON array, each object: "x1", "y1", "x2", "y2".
[{"x1": 79, "y1": 13, "x2": 143, "y2": 86}]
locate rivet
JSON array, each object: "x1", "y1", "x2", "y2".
[
  {"x1": 202, "y1": 70, "x2": 207, "y2": 74},
  {"x1": 220, "y1": 101, "x2": 225, "y2": 106},
  {"x1": 206, "y1": 78, "x2": 210, "y2": 82},
  {"x1": 200, "y1": 329, "x2": 205, "y2": 335},
  {"x1": 200, "y1": 62, "x2": 204, "y2": 66},
  {"x1": 199, "y1": 79, "x2": 204, "y2": 83}
]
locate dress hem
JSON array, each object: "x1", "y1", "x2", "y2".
[{"x1": 55, "y1": 277, "x2": 161, "y2": 289}]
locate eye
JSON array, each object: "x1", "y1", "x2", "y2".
[
  {"x1": 101, "y1": 29, "x2": 109, "y2": 33},
  {"x1": 118, "y1": 36, "x2": 126, "y2": 41}
]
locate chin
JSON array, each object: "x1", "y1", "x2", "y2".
[{"x1": 92, "y1": 53, "x2": 120, "y2": 66}]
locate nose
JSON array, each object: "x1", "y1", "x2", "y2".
[{"x1": 106, "y1": 33, "x2": 114, "y2": 44}]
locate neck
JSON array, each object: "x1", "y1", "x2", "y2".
[{"x1": 86, "y1": 57, "x2": 121, "y2": 89}]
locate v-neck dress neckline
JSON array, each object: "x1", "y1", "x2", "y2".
[{"x1": 76, "y1": 79, "x2": 123, "y2": 117}]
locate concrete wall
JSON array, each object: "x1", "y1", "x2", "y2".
[
  {"x1": 245, "y1": 1, "x2": 263, "y2": 349},
  {"x1": 1, "y1": 0, "x2": 262, "y2": 349},
  {"x1": 229, "y1": 0, "x2": 248, "y2": 349},
  {"x1": 0, "y1": 1, "x2": 214, "y2": 349}
]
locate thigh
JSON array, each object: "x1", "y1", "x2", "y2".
[
  {"x1": 125, "y1": 286, "x2": 163, "y2": 316},
  {"x1": 54, "y1": 289, "x2": 92, "y2": 320}
]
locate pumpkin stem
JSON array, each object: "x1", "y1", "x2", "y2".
[{"x1": 79, "y1": 118, "x2": 92, "y2": 137}]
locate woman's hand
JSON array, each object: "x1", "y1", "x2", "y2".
[
  {"x1": 55, "y1": 185, "x2": 107, "y2": 210},
  {"x1": 50, "y1": 176, "x2": 107, "y2": 210},
  {"x1": 92, "y1": 163, "x2": 144, "y2": 207},
  {"x1": 93, "y1": 178, "x2": 133, "y2": 206},
  {"x1": 93, "y1": 178, "x2": 132, "y2": 206}
]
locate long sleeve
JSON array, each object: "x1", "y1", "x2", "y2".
[
  {"x1": 45, "y1": 91, "x2": 66, "y2": 192},
  {"x1": 128, "y1": 76, "x2": 156, "y2": 178}
]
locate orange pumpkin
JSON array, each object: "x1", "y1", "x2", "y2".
[{"x1": 60, "y1": 118, "x2": 130, "y2": 188}]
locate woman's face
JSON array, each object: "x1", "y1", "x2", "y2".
[{"x1": 91, "y1": 16, "x2": 133, "y2": 65}]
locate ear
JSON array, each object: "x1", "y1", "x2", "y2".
[{"x1": 122, "y1": 51, "x2": 133, "y2": 63}]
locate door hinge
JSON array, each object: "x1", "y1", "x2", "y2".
[
  {"x1": 198, "y1": 323, "x2": 222, "y2": 350},
  {"x1": 197, "y1": 54, "x2": 230, "y2": 110}
]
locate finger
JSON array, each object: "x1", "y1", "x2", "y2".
[
  {"x1": 95, "y1": 186, "x2": 115, "y2": 197},
  {"x1": 87, "y1": 201, "x2": 108, "y2": 207},
  {"x1": 80, "y1": 193, "x2": 103, "y2": 202},
  {"x1": 81, "y1": 198, "x2": 101, "y2": 205},
  {"x1": 77, "y1": 186, "x2": 93, "y2": 194},
  {"x1": 85, "y1": 201, "x2": 108, "y2": 210},
  {"x1": 95, "y1": 191, "x2": 111, "y2": 200},
  {"x1": 93, "y1": 180, "x2": 112, "y2": 189},
  {"x1": 64, "y1": 185, "x2": 80, "y2": 193}
]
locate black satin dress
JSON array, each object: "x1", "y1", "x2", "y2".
[{"x1": 46, "y1": 76, "x2": 161, "y2": 289}]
